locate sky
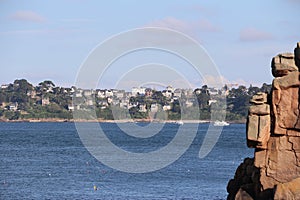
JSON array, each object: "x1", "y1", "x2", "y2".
[{"x1": 0, "y1": 0, "x2": 299, "y2": 89}]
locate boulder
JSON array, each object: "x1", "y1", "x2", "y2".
[
  {"x1": 274, "y1": 177, "x2": 300, "y2": 200},
  {"x1": 227, "y1": 158, "x2": 258, "y2": 200},
  {"x1": 247, "y1": 101, "x2": 270, "y2": 149},
  {"x1": 249, "y1": 104, "x2": 270, "y2": 115},
  {"x1": 262, "y1": 136, "x2": 300, "y2": 186},
  {"x1": 271, "y1": 53, "x2": 297, "y2": 77},
  {"x1": 257, "y1": 115, "x2": 270, "y2": 149},
  {"x1": 250, "y1": 92, "x2": 268, "y2": 105},
  {"x1": 272, "y1": 86, "x2": 300, "y2": 135},
  {"x1": 254, "y1": 149, "x2": 266, "y2": 168},
  {"x1": 247, "y1": 115, "x2": 259, "y2": 143},
  {"x1": 235, "y1": 188, "x2": 254, "y2": 200},
  {"x1": 272, "y1": 71, "x2": 299, "y2": 89}
]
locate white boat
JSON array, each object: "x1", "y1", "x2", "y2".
[
  {"x1": 213, "y1": 120, "x2": 229, "y2": 126},
  {"x1": 176, "y1": 121, "x2": 184, "y2": 125}
]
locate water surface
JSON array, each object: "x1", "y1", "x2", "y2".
[{"x1": 0, "y1": 122, "x2": 253, "y2": 199}]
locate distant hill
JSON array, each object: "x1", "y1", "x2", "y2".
[{"x1": 0, "y1": 79, "x2": 272, "y2": 122}]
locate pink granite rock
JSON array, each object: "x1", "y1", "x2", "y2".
[{"x1": 227, "y1": 42, "x2": 300, "y2": 200}]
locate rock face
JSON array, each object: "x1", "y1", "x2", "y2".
[{"x1": 227, "y1": 42, "x2": 300, "y2": 200}]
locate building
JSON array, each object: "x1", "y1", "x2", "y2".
[
  {"x1": 75, "y1": 89, "x2": 83, "y2": 97},
  {"x1": 97, "y1": 100, "x2": 109, "y2": 109},
  {"x1": 208, "y1": 99, "x2": 217, "y2": 105},
  {"x1": 139, "y1": 104, "x2": 147, "y2": 112},
  {"x1": 96, "y1": 90, "x2": 106, "y2": 98},
  {"x1": 1, "y1": 84, "x2": 9, "y2": 89},
  {"x1": 184, "y1": 89, "x2": 194, "y2": 98},
  {"x1": 105, "y1": 90, "x2": 113, "y2": 97},
  {"x1": 42, "y1": 97, "x2": 50, "y2": 106},
  {"x1": 173, "y1": 89, "x2": 182, "y2": 98},
  {"x1": 9, "y1": 102, "x2": 18, "y2": 111},
  {"x1": 27, "y1": 90, "x2": 37, "y2": 98},
  {"x1": 163, "y1": 104, "x2": 171, "y2": 111},
  {"x1": 68, "y1": 105, "x2": 75, "y2": 111},
  {"x1": 166, "y1": 86, "x2": 174, "y2": 93},
  {"x1": 114, "y1": 90, "x2": 125, "y2": 99},
  {"x1": 208, "y1": 88, "x2": 219, "y2": 96},
  {"x1": 162, "y1": 90, "x2": 173, "y2": 98},
  {"x1": 131, "y1": 87, "x2": 146, "y2": 96},
  {"x1": 107, "y1": 97, "x2": 113, "y2": 104},
  {"x1": 83, "y1": 90, "x2": 93, "y2": 96},
  {"x1": 150, "y1": 104, "x2": 159, "y2": 112},
  {"x1": 145, "y1": 88, "x2": 153, "y2": 97},
  {"x1": 86, "y1": 99, "x2": 94, "y2": 106}
]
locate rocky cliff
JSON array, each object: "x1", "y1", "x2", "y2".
[{"x1": 227, "y1": 42, "x2": 300, "y2": 200}]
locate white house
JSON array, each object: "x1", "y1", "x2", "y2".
[
  {"x1": 27, "y1": 90, "x2": 37, "y2": 98},
  {"x1": 166, "y1": 86, "x2": 174, "y2": 93},
  {"x1": 42, "y1": 97, "x2": 50, "y2": 106},
  {"x1": 208, "y1": 88, "x2": 219, "y2": 96},
  {"x1": 131, "y1": 87, "x2": 146, "y2": 96},
  {"x1": 96, "y1": 90, "x2": 106, "y2": 98},
  {"x1": 162, "y1": 90, "x2": 173, "y2": 98},
  {"x1": 150, "y1": 104, "x2": 159, "y2": 112},
  {"x1": 1, "y1": 84, "x2": 9, "y2": 89},
  {"x1": 9, "y1": 102, "x2": 18, "y2": 111},
  {"x1": 139, "y1": 104, "x2": 147, "y2": 112},
  {"x1": 83, "y1": 90, "x2": 93, "y2": 96},
  {"x1": 145, "y1": 88, "x2": 152, "y2": 97},
  {"x1": 208, "y1": 99, "x2": 217, "y2": 105},
  {"x1": 173, "y1": 89, "x2": 182, "y2": 98},
  {"x1": 105, "y1": 90, "x2": 113, "y2": 97},
  {"x1": 75, "y1": 92, "x2": 83, "y2": 98},
  {"x1": 114, "y1": 90, "x2": 124, "y2": 99},
  {"x1": 107, "y1": 97, "x2": 113, "y2": 104},
  {"x1": 163, "y1": 105, "x2": 171, "y2": 111},
  {"x1": 68, "y1": 105, "x2": 75, "y2": 111},
  {"x1": 46, "y1": 87, "x2": 54, "y2": 93},
  {"x1": 86, "y1": 99, "x2": 94, "y2": 106},
  {"x1": 75, "y1": 89, "x2": 83, "y2": 97}
]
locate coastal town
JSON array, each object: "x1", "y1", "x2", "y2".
[{"x1": 0, "y1": 79, "x2": 271, "y2": 121}]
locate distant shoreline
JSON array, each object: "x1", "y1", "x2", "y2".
[{"x1": 0, "y1": 118, "x2": 246, "y2": 124}]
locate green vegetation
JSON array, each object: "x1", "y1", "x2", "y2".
[{"x1": 0, "y1": 79, "x2": 272, "y2": 122}]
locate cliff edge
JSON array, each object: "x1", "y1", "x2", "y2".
[{"x1": 227, "y1": 42, "x2": 300, "y2": 200}]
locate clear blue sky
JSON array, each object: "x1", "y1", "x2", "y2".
[{"x1": 0, "y1": 0, "x2": 299, "y2": 88}]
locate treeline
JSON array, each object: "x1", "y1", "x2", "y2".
[
  {"x1": 0, "y1": 79, "x2": 73, "y2": 120},
  {"x1": 0, "y1": 79, "x2": 272, "y2": 121}
]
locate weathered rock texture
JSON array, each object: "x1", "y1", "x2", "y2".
[{"x1": 227, "y1": 42, "x2": 300, "y2": 200}]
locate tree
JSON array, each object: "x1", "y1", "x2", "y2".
[
  {"x1": 4, "y1": 111, "x2": 20, "y2": 120},
  {"x1": 14, "y1": 79, "x2": 33, "y2": 93},
  {"x1": 260, "y1": 83, "x2": 272, "y2": 94},
  {"x1": 201, "y1": 85, "x2": 208, "y2": 94},
  {"x1": 171, "y1": 99, "x2": 181, "y2": 113},
  {"x1": 39, "y1": 80, "x2": 55, "y2": 88},
  {"x1": 248, "y1": 85, "x2": 260, "y2": 96},
  {"x1": 38, "y1": 80, "x2": 55, "y2": 93},
  {"x1": 0, "y1": 93, "x2": 6, "y2": 103}
]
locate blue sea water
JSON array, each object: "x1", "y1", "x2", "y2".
[{"x1": 0, "y1": 122, "x2": 253, "y2": 200}]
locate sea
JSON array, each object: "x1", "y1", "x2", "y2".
[{"x1": 0, "y1": 122, "x2": 253, "y2": 200}]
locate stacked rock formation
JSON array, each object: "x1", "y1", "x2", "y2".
[
  {"x1": 247, "y1": 92, "x2": 270, "y2": 150},
  {"x1": 227, "y1": 42, "x2": 300, "y2": 200}
]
